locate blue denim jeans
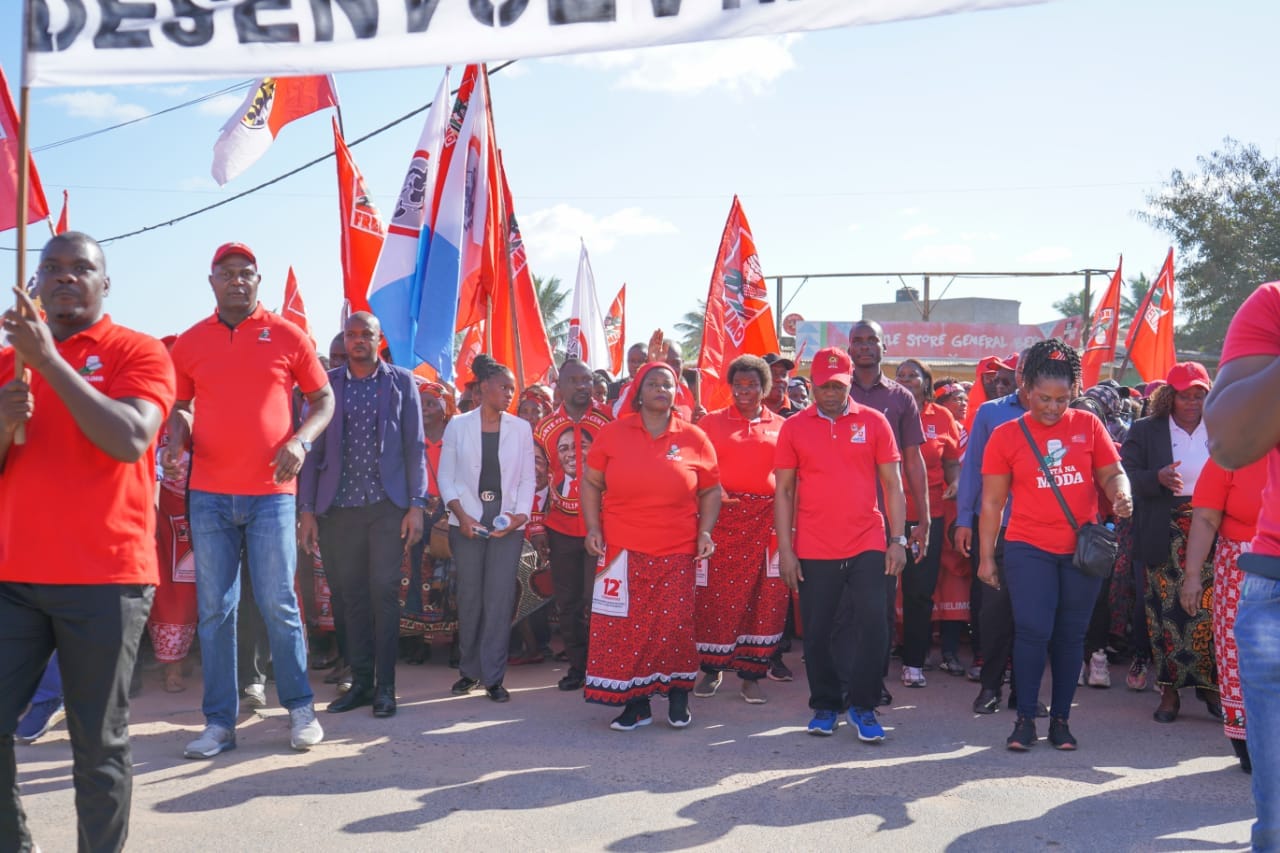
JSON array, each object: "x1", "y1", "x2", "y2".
[
  {"x1": 1236, "y1": 572, "x2": 1280, "y2": 852},
  {"x1": 189, "y1": 491, "x2": 312, "y2": 729}
]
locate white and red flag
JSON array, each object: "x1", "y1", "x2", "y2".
[
  {"x1": 698, "y1": 196, "x2": 781, "y2": 411},
  {"x1": 212, "y1": 75, "x2": 339, "y2": 185},
  {"x1": 566, "y1": 241, "x2": 610, "y2": 372}
]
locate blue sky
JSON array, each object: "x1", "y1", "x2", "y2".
[{"x1": 3, "y1": 0, "x2": 1275, "y2": 358}]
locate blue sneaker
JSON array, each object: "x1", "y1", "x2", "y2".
[
  {"x1": 16, "y1": 697, "x2": 65, "y2": 744},
  {"x1": 807, "y1": 710, "x2": 838, "y2": 736},
  {"x1": 848, "y1": 707, "x2": 885, "y2": 743}
]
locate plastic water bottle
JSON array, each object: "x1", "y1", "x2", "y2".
[
  {"x1": 1105, "y1": 521, "x2": 1116, "y2": 531},
  {"x1": 492, "y1": 513, "x2": 511, "y2": 533}
]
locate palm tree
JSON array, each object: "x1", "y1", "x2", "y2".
[
  {"x1": 534, "y1": 274, "x2": 571, "y2": 358},
  {"x1": 674, "y1": 301, "x2": 706, "y2": 363}
]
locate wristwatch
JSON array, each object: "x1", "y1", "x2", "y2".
[{"x1": 890, "y1": 535, "x2": 908, "y2": 547}]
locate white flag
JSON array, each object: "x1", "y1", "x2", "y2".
[
  {"x1": 211, "y1": 75, "x2": 338, "y2": 185},
  {"x1": 566, "y1": 241, "x2": 611, "y2": 372}
]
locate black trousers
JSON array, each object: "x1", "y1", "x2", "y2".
[
  {"x1": 547, "y1": 529, "x2": 595, "y2": 679},
  {"x1": 901, "y1": 517, "x2": 946, "y2": 668},
  {"x1": 318, "y1": 501, "x2": 405, "y2": 687},
  {"x1": 0, "y1": 582, "x2": 153, "y2": 853},
  {"x1": 801, "y1": 551, "x2": 887, "y2": 712},
  {"x1": 978, "y1": 528, "x2": 1015, "y2": 692}
]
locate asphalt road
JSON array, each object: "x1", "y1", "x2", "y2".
[{"x1": 16, "y1": 652, "x2": 1255, "y2": 852}]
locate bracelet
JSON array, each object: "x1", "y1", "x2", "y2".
[{"x1": 698, "y1": 531, "x2": 713, "y2": 538}]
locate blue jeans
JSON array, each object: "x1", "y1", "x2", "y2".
[
  {"x1": 1003, "y1": 541, "x2": 1103, "y2": 720},
  {"x1": 189, "y1": 491, "x2": 312, "y2": 729},
  {"x1": 1236, "y1": 572, "x2": 1280, "y2": 852}
]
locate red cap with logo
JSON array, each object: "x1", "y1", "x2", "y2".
[
  {"x1": 211, "y1": 242, "x2": 257, "y2": 269},
  {"x1": 811, "y1": 347, "x2": 853, "y2": 387},
  {"x1": 1166, "y1": 361, "x2": 1211, "y2": 393}
]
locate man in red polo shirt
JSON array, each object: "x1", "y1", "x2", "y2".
[
  {"x1": 775, "y1": 347, "x2": 907, "y2": 743},
  {"x1": 0, "y1": 232, "x2": 175, "y2": 852},
  {"x1": 532, "y1": 358, "x2": 612, "y2": 691},
  {"x1": 166, "y1": 242, "x2": 334, "y2": 759}
]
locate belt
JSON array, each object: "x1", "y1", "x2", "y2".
[{"x1": 480, "y1": 490, "x2": 498, "y2": 502}]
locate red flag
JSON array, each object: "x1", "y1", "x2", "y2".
[
  {"x1": 281, "y1": 266, "x2": 314, "y2": 346},
  {"x1": 698, "y1": 196, "x2": 781, "y2": 412},
  {"x1": 0, "y1": 66, "x2": 50, "y2": 233},
  {"x1": 212, "y1": 75, "x2": 339, "y2": 185},
  {"x1": 54, "y1": 190, "x2": 68, "y2": 234},
  {"x1": 606, "y1": 285, "x2": 626, "y2": 376},
  {"x1": 333, "y1": 118, "x2": 385, "y2": 320},
  {"x1": 1125, "y1": 249, "x2": 1177, "y2": 384},
  {"x1": 1080, "y1": 258, "x2": 1123, "y2": 388},
  {"x1": 454, "y1": 322, "x2": 485, "y2": 385}
]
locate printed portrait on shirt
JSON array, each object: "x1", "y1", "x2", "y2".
[{"x1": 554, "y1": 428, "x2": 594, "y2": 509}]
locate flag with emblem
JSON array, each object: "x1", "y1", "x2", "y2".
[
  {"x1": 1124, "y1": 249, "x2": 1176, "y2": 384},
  {"x1": 281, "y1": 266, "x2": 315, "y2": 347},
  {"x1": 0, "y1": 65, "x2": 50, "y2": 233},
  {"x1": 212, "y1": 75, "x2": 339, "y2": 185},
  {"x1": 566, "y1": 241, "x2": 610, "y2": 372},
  {"x1": 1080, "y1": 258, "x2": 1122, "y2": 388},
  {"x1": 334, "y1": 118, "x2": 386, "y2": 320},
  {"x1": 698, "y1": 196, "x2": 781, "y2": 411},
  {"x1": 606, "y1": 285, "x2": 626, "y2": 376},
  {"x1": 367, "y1": 69, "x2": 451, "y2": 366}
]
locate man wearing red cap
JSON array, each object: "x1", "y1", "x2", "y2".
[
  {"x1": 166, "y1": 242, "x2": 335, "y2": 759},
  {"x1": 774, "y1": 346, "x2": 907, "y2": 742}
]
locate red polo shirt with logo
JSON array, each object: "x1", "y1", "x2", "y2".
[
  {"x1": 697, "y1": 405, "x2": 782, "y2": 495},
  {"x1": 982, "y1": 409, "x2": 1120, "y2": 555},
  {"x1": 533, "y1": 403, "x2": 613, "y2": 537},
  {"x1": 775, "y1": 401, "x2": 901, "y2": 560},
  {"x1": 0, "y1": 316, "x2": 175, "y2": 585},
  {"x1": 909, "y1": 402, "x2": 961, "y2": 521},
  {"x1": 171, "y1": 304, "x2": 328, "y2": 496},
  {"x1": 586, "y1": 415, "x2": 720, "y2": 556}
]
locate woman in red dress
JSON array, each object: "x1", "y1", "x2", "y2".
[
  {"x1": 582, "y1": 361, "x2": 721, "y2": 731},
  {"x1": 692, "y1": 355, "x2": 787, "y2": 705}
]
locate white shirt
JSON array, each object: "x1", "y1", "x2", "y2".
[{"x1": 1168, "y1": 418, "x2": 1210, "y2": 498}]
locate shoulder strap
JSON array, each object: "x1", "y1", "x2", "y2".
[{"x1": 1018, "y1": 417, "x2": 1079, "y2": 532}]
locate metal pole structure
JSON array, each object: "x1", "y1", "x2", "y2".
[
  {"x1": 1079, "y1": 270, "x2": 1093, "y2": 343},
  {"x1": 922, "y1": 274, "x2": 931, "y2": 320},
  {"x1": 775, "y1": 276, "x2": 783, "y2": 339}
]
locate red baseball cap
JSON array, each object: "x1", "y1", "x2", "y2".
[
  {"x1": 811, "y1": 347, "x2": 853, "y2": 387},
  {"x1": 985, "y1": 353, "x2": 1019, "y2": 374},
  {"x1": 1166, "y1": 361, "x2": 1212, "y2": 393},
  {"x1": 211, "y1": 242, "x2": 257, "y2": 269}
]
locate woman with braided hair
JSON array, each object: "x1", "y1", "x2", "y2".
[{"x1": 978, "y1": 339, "x2": 1133, "y2": 751}]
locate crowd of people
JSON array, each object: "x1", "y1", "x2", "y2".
[{"x1": 2, "y1": 232, "x2": 1279, "y2": 852}]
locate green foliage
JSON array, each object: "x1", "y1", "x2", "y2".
[
  {"x1": 533, "y1": 274, "x2": 570, "y2": 360},
  {"x1": 674, "y1": 300, "x2": 706, "y2": 363},
  {"x1": 1140, "y1": 138, "x2": 1280, "y2": 352}
]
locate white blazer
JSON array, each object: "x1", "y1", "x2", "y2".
[{"x1": 438, "y1": 409, "x2": 536, "y2": 528}]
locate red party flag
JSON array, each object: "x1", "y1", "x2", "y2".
[
  {"x1": 1125, "y1": 249, "x2": 1177, "y2": 384},
  {"x1": 333, "y1": 118, "x2": 385, "y2": 320},
  {"x1": 1080, "y1": 258, "x2": 1123, "y2": 388},
  {"x1": 698, "y1": 196, "x2": 781, "y2": 411},
  {"x1": 0, "y1": 65, "x2": 50, "y2": 233},
  {"x1": 281, "y1": 266, "x2": 314, "y2": 347},
  {"x1": 606, "y1": 285, "x2": 626, "y2": 376},
  {"x1": 54, "y1": 190, "x2": 68, "y2": 234}
]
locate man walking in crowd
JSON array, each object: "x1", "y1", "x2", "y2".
[
  {"x1": 0, "y1": 232, "x2": 175, "y2": 852},
  {"x1": 846, "y1": 320, "x2": 929, "y2": 703},
  {"x1": 763, "y1": 353, "x2": 797, "y2": 417},
  {"x1": 299, "y1": 312, "x2": 427, "y2": 719},
  {"x1": 533, "y1": 358, "x2": 612, "y2": 691},
  {"x1": 775, "y1": 347, "x2": 908, "y2": 742},
  {"x1": 167, "y1": 242, "x2": 334, "y2": 759}
]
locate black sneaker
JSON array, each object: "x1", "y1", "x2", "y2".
[
  {"x1": 767, "y1": 659, "x2": 794, "y2": 682},
  {"x1": 450, "y1": 676, "x2": 479, "y2": 695},
  {"x1": 972, "y1": 688, "x2": 1001, "y2": 715},
  {"x1": 1006, "y1": 716, "x2": 1037, "y2": 751},
  {"x1": 609, "y1": 701, "x2": 653, "y2": 731},
  {"x1": 558, "y1": 673, "x2": 585, "y2": 692},
  {"x1": 668, "y1": 689, "x2": 692, "y2": 728},
  {"x1": 1048, "y1": 717, "x2": 1077, "y2": 750}
]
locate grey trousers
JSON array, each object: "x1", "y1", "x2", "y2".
[{"x1": 450, "y1": 528, "x2": 523, "y2": 688}]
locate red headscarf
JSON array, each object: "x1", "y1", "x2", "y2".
[{"x1": 416, "y1": 378, "x2": 457, "y2": 421}]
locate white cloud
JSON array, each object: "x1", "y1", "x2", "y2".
[
  {"x1": 46, "y1": 91, "x2": 148, "y2": 122},
  {"x1": 197, "y1": 93, "x2": 249, "y2": 118},
  {"x1": 898, "y1": 207, "x2": 920, "y2": 217},
  {"x1": 847, "y1": 223, "x2": 862, "y2": 232},
  {"x1": 911, "y1": 244, "x2": 975, "y2": 267},
  {"x1": 521, "y1": 204, "x2": 677, "y2": 260},
  {"x1": 901, "y1": 224, "x2": 939, "y2": 241},
  {"x1": 563, "y1": 34, "x2": 801, "y2": 96},
  {"x1": 960, "y1": 231, "x2": 1001, "y2": 242},
  {"x1": 1019, "y1": 246, "x2": 1073, "y2": 264}
]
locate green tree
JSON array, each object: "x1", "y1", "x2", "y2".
[
  {"x1": 533, "y1": 274, "x2": 571, "y2": 359},
  {"x1": 1139, "y1": 138, "x2": 1280, "y2": 352},
  {"x1": 674, "y1": 301, "x2": 706, "y2": 363}
]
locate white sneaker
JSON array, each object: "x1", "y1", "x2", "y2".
[
  {"x1": 901, "y1": 665, "x2": 926, "y2": 688},
  {"x1": 243, "y1": 683, "x2": 267, "y2": 708},
  {"x1": 184, "y1": 724, "x2": 236, "y2": 759},
  {"x1": 289, "y1": 705, "x2": 324, "y2": 751},
  {"x1": 1087, "y1": 650, "x2": 1111, "y2": 688}
]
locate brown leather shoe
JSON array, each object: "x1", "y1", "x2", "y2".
[{"x1": 1153, "y1": 686, "x2": 1180, "y2": 723}]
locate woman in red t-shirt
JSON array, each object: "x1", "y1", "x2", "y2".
[
  {"x1": 978, "y1": 339, "x2": 1132, "y2": 751},
  {"x1": 692, "y1": 355, "x2": 786, "y2": 705},
  {"x1": 893, "y1": 359, "x2": 962, "y2": 686},
  {"x1": 931, "y1": 377, "x2": 975, "y2": 674},
  {"x1": 581, "y1": 361, "x2": 721, "y2": 731},
  {"x1": 1184, "y1": 456, "x2": 1267, "y2": 773}
]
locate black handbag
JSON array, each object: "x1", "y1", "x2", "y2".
[{"x1": 1019, "y1": 418, "x2": 1118, "y2": 579}]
